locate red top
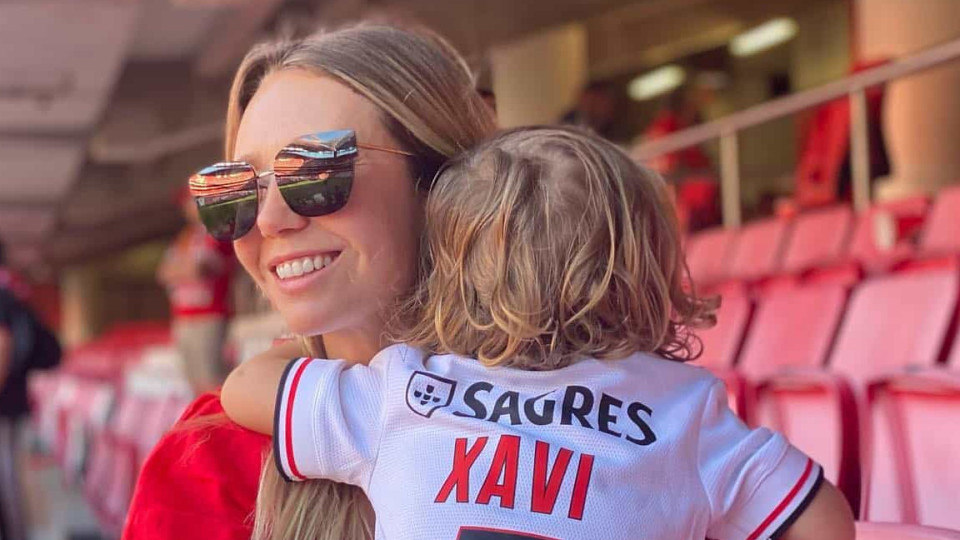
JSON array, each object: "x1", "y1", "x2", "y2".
[
  {"x1": 121, "y1": 394, "x2": 269, "y2": 540},
  {"x1": 165, "y1": 227, "x2": 234, "y2": 318}
]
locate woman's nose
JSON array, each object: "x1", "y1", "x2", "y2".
[{"x1": 256, "y1": 178, "x2": 310, "y2": 238}]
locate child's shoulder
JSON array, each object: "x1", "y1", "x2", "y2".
[
  {"x1": 598, "y1": 352, "x2": 724, "y2": 401},
  {"x1": 618, "y1": 351, "x2": 719, "y2": 382},
  {"x1": 370, "y1": 342, "x2": 430, "y2": 367}
]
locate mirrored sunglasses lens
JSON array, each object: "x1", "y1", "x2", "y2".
[
  {"x1": 190, "y1": 163, "x2": 259, "y2": 240},
  {"x1": 276, "y1": 166, "x2": 353, "y2": 217}
]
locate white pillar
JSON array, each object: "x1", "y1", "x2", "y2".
[
  {"x1": 857, "y1": 0, "x2": 960, "y2": 199},
  {"x1": 489, "y1": 24, "x2": 588, "y2": 128}
]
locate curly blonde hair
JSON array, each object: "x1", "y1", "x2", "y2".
[{"x1": 397, "y1": 126, "x2": 716, "y2": 369}]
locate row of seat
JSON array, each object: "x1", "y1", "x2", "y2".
[
  {"x1": 685, "y1": 184, "x2": 960, "y2": 289},
  {"x1": 686, "y1": 187, "x2": 960, "y2": 531},
  {"x1": 28, "y1": 326, "x2": 191, "y2": 536}
]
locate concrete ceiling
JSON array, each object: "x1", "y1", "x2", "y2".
[{"x1": 0, "y1": 0, "x2": 281, "y2": 270}]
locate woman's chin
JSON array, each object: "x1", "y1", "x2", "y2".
[{"x1": 278, "y1": 305, "x2": 334, "y2": 337}]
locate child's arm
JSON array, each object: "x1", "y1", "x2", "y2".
[
  {"x1": 781, "y1": 480, "x2": 855, "y2": 540},
  {"x1": 221, "y1": 339, "x2": 306, "y2": 435}
]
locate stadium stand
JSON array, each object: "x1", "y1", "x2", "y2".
[
  {"x1": 725, "y1": 217, "x2": 792, "y2": 282},
  {"x1": 685, "y1": 226, "x2": 736, "y2": 287},
  {"x1": 856, "y1": 521, "x2": 960, "y2": 540},
  {"x1": 779, "y1": 205, "x2": 855, "y2": 275}
]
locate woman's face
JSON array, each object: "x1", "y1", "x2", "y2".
[{"x1": 233, "y1": 69, "x2": 424, "y2": 339}]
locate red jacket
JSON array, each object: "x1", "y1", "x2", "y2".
[{"x1": 122, "y1": 394, "x2": 270, "y2": 540}]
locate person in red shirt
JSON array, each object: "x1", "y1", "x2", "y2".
[
  {"x1": 122, "y1": 24, "x2": 496, "y2": 540},
  {"x1": 157, "y1": 188, "x2": 234, "y2": 395}
]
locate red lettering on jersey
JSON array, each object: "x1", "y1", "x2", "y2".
[
  {"x1": 435, "y1": 437, "x2": 489, "y2": 504},
  {"x1": 476, "y1": 434, "x2": 520, "y2": 509},
  {"x1": 568, "y1": 453, "x2": 595, "y2": 520},
  {"x1": 530, "y1": 441, "x2": 573, "y2": 515}
]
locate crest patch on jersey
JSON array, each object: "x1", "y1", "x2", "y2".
[{"x1": 405, "y1": 371, "x2": 457, "y2": 418}]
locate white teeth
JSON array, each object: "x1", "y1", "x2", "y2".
[{"x1": 275, "y1": 254, "x2": 336, "y2": 280}]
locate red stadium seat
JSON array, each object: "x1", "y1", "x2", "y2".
[
  {"x1": 738, "y1": 282, "x2": 848, "y2": 381},
  {"x1": 780, "y1": 206, "x2": 855, "y2": 275},
  {"x1": 726, "y1": 217, "x2": 791, "y2": 281},
  {"x1": 685, "y1": 226, "x2": 736, "y2": 287},
  {"x1": 856, "y1": 522, "x2": 960, "y2": 540}
]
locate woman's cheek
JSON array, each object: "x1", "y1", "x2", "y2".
[{"x1": 233, "y1": 235, "x2": 265, "y2": 288}]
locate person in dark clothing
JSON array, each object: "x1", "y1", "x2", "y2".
[{"x1": 0, "y1": 244, "x2": 61, "y2": 540}]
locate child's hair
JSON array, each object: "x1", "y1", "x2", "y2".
[{"x1": 397, "y1": 125, "x2": 717, "y2": 369}]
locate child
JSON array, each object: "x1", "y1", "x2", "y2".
[{"x1": 222, "y1": 126, "x2": 853, "y2": 540}]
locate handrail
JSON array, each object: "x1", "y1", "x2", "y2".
[{"x1": 632, "y1": 36, "x2": 960, "y2": 226}]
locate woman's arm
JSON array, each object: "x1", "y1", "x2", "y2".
[
  {"x1": 221, "y1": 339, "x2": 305, "y2": 435},
  {"x1": 781, "y1": 481, "x2": 855, "y2": 540}
]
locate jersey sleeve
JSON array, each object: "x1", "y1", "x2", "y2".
[
  {"x1": 698, "y1": 380, "x2": 823, "y2": 540},
  {"x1": 272, "y1": 354, "x2": 389, "y2": 488}
]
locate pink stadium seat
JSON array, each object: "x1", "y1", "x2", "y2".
[
  {"x1": 738, "y1": 283, "x2": 848, "y2": 381},
  {"x1": 856, "y1": 522, "x2": 960, "y2": 540},
  {"x1": 693, "y1": 283, "x2": 751, "y2": 371},
  {"x1": 685, "y1": 226, "x2": 736, "y2": 287},
  {"x1": 847, "y1": 196, "x2": 929, "y2": 273},
  {"x1": 866, "y1": 372, "x2": 960, "y2": 528},
  {"x1": 917, "y1": 183, "x2": 960, "y2": 257},
  {"x1": 829, "y1": 268, "x2": 958, "y2": 383},
  {"x1": 56, "y1": 379, "x2": 114, "y2": 485},
  {"x1": 726, "y1": 217, "x2": 791, "y2": 281},
  {"x1": 136, "y1": 394, "x2": 190, "y2": 466},
  {"x1": 101, "y1": 394, "x2": 152, "y2": 533},
  {"x1": 755, "y1": 267, "x2": 959, "y2": 514},
  {"x1": 850, "y1": 272, "x2": 960, "y2": 527},
  {"x1": 755, "y1": 373, "x2": 861, "y2": 512},
  {"x1": 780, "y1": 206, "x2": 854, "y2": 274}
]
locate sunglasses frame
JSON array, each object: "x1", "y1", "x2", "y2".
[{"x1": 189, "y1": 129, "x2": 414, "y2": 241}]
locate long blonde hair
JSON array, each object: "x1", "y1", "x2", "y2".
[
  {"x1": 397, "y1": 126, "x2": 716, "y2": 369},
  {"x1": 223, "y1": 24, "x2": 496, "y2": 540}
]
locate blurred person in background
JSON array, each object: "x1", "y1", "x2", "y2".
[
  {"x1": 561, "y1": 80, "x2": 619, "y2": 141},
  {"x1": 123, "y1": 24, "x2": 496, "y2": 540},
  {"x1": 642, "y1": 86, "x2": 720, "y2": 231},
  {"x1": 0, "y1": 241, "x2": 61, "y2": 540},
  {"x1": 157, "y1": 188, "x2": 234, "y2": 395}
]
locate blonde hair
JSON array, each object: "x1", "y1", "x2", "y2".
[
  {"x1": 397, "y1": 126, "x2": 716, "y2": 369},
  {"x1": 223, "y1": 24, "x2": 496, "y2": 540}
]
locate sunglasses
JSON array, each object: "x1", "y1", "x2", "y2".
[{"x1": 188, "y1": 129, "x2": 413, "y2": 241}]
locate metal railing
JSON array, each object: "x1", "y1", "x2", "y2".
[{"x1": 631, "y1": 37, "x2": 960, "y2": 228}]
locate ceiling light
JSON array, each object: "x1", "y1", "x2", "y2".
[
  {"x1": 628, "y1": 65, "x2": 686, "y2": 101},
  {"x1": 729, "y1": 18, "x2": 798, "y2": 57}
]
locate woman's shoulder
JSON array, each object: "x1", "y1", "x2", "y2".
[
  {"x1": 155, "y1": 392, "x2": 270, "y2": 479},
  {"x1": 122, "y1": 393, "x2": 271, "y2": 540}
]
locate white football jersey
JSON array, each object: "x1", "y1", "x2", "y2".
[{"x1": 274, "y1": 344, "x2": 822, "y2": 540}]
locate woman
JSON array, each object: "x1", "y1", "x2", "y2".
[{"x1": 122, "y1": 24, "x2": 496, "y2": 540}]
